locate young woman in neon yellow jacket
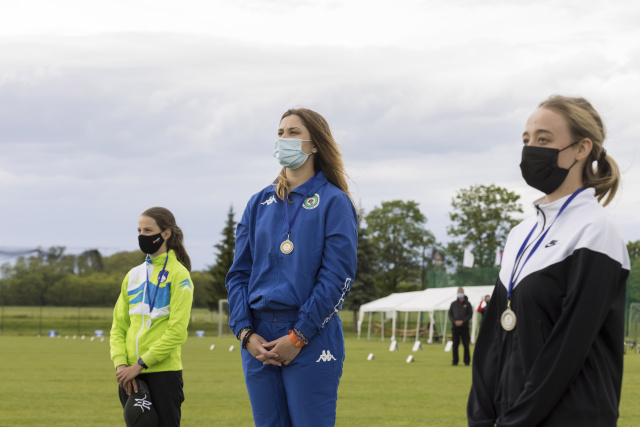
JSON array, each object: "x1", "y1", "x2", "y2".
[{"x1": 110, "y1": 207, "x2": 194, "y2": 427}]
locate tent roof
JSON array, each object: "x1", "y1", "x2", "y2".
[
  {"x1": 395, "y1": 286, "x2": 494, "y2": 312},
  {"x1": 359, "y1": 286, "x2": 495, "y2": 313},
  {"x1": 358, "y1": 291, "x2": 423, "y2": 313}
]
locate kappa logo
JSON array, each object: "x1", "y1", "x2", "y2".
[
  {"x1": 545, "y1": 240, "x2": 558, "y2": 248},
  {"x1": 316, "y1": 350, "x2": 337, "y2": 362},
  {"x1": 303, "y1": 193, "x2": 320, "y2": 210},
  {"x1": 261, "y1": 196, "x2": 278, "y2": 206},
  {"x1": 134, "y1": 394, "x2": 153, "y2": 412}
]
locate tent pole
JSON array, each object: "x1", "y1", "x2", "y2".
[
  {"x1": 415, "y1": 312, "x2": 421, "y2": 341},
  {"x1": 403, "y1": 312, "x2": 409, "y2": 342},
  {"x1": 381, "y1": 311, "x2": 385, "y2": 341},
  {"x1": 471, "y1": 310, "x2": 478, "y2": 345},
  {"x1": 391, "y1": 311, "x2": 397, "y2": 341},
  {"x1": 367, "y1": 311, "x2": 372, "y2": 341},
  {"x1": 443, "y1": 310, "x2": 448, "y2": 345},
  {"x1": 428, "y1": 311, "x2": 435, "y2": 344}
]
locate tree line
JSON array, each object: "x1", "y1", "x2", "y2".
[{"x1": 2, "y1": 185, "x2": 639, "y2": 316}]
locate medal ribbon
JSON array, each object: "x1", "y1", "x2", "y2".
[
  {"x1": 508, "y1": 188, "x2": 584, "y2": 299},
  {"x1": 146, "y1": 251, "x2": 169, "y2": 314},
  {"x1": 283, "y1": 172, "x2": 320, "y2": 239}
]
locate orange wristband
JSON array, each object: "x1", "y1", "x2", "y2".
[{"x1": 288, "y1": 330, "x2": 305, "y2": 348}]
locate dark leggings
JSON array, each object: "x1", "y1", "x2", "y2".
[{"x1": 119, "y1": 370, "x2": 184, "y2": 427}]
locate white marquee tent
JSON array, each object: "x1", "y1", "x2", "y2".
[{"x1": 357, "y1": 286, "x2": 495, "y2": 344}]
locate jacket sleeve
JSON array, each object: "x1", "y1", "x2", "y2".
[
  {"x1": 448, "y1": 303, "x2": 455, "y2": 323},
  {"x1": 141, "y1": 269, "x2": 194, "y2": 367},
  {"x1": 467, "y1": 284, "x2": 501, "y2": 427},
  {"x1": 496, "y1": 248, "x2": 627, "y2": 427},
  {"x1": 295, "y1": 193, "x2": 358, "y2": 342},
  {"x1": 463, "y1": 300, "x2": 473, "y2": 323},
  {"x1": 110, "y1": 272, "x2": 131, "y2": 368},
  {"x1": 225, "y1": 200, "x2": 254, "y2": 337}
]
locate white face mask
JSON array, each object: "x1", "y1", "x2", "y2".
[{"x1": 273, "y1": 138, "x2": 313, "y2": 169}]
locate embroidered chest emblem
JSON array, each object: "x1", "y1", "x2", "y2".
[{"x1": 303, "y1": 193, "x2": 320, "y2": 210}]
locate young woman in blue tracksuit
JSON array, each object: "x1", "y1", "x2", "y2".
[
  {"x1": 468, "y1": 96, "x2": 630, "y2": 426},
  {"x1": 226, "y1": 108, "x2": 358, "y2": 427}
]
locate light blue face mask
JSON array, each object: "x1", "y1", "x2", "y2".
[
  {"x1": 273, "y1": 138, "x2": 313, "y2": 170},
  {"x1": 457, "y1": 293, "x2": 465, "y2": 299}
]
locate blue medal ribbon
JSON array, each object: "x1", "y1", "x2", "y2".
[
  {"x1": 146, "y1": 251, "x2": 169, "y2": 314},
  {"x1": 283, "y1": 172, "x2": 320, "y2": 241},
  {"x1": 508, "y1": 188, "x2": 584, "y2": 299}
]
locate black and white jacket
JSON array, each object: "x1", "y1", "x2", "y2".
[{"x1": 468, "y1": 188, "x2": 630, "y2": 427}]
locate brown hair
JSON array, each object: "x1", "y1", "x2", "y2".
[
  {"x1": 141, "y1": 207, "x2": 191, "y2": 271},
  {"x1": 539, "y1": 95, "x2": 621, "y2": 206},
  {"x1": 274, "y1": 108, "x2": 359, "y2": 215}
]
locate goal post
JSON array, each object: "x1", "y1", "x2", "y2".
[
  {"x1": 218, "y1": 299, "x2": 232, "y2": 337},
  {"x1": 628, "y1": 302, "x2": 640, "y2": 352}
]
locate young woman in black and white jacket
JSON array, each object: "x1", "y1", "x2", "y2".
[{"x1": 468, "y1": 95, "x2": 630, "y2": 427}]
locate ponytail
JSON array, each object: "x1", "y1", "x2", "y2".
[
  {"x1": 583, "y1": 150, "x2": 621, "y2": 207},
  {"x1": 167, "y1": 225, "x2": 192, "y2": 271},
  {"x1": 141, "y1": 207, "x2": 192, "y2": 271}
]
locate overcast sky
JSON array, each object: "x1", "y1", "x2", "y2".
[{"x1": 1, "y1": 0, "x2": 639, "y2": 270}]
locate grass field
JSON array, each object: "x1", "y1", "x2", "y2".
[
  {"x1": 1, "y1": 308, "x2": 639, "y2": 426},
  {"x1": 1, "y1": 337, "x2": 640, "y2": 426}
]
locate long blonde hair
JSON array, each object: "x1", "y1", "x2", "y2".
[
  {"x1": 539, "y1": 95, "x2": 620, "y2": 206},
  {"x1": 274, "y1": 108, "x2": 359, "y2": 215}
]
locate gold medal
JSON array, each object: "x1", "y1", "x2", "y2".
[
  {"x1": 501, "y1": 308, "x2": 516, "y2": 331},
  {"x1": 280, "y1": 239, "x2": 294, "y2": 254},
  {"x1": 146, "y1": 317, "x2": 152, "y2": 328}
]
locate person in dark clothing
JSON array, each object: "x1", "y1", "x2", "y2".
[
  {"x1": 467, "y1": 96, "x2": 629, "y2": 427},
  {"x1": 448, "y1": 287, "x2": 472, "y2": 366}
]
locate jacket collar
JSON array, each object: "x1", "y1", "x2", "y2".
[
  {"x1": 533, "y1": 187, "x2": 595, "y2": 226},
  {"x1": 146, "y1": 249, "x2": 175, "y2": 266},
  {"x1": 289, "y1": 171, "x2": 328, "y2": 195}
]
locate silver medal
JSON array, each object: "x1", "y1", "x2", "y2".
[
  {"x1": 146, "y1": 317, "x2": 152, "y2": 328},
  {"x1": 280, "y1": 239, "x2": 294, "y2": 254},
  {"x1": 500, "y1": 308, "x2": 516, "y2": 331}
]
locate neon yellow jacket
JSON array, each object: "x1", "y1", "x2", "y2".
[{"x1": 110, "y1": 250, "x2": 193, "y2": 372}]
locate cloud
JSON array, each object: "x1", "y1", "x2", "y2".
[{"x1": 1, "y1": 1, "x2": 639, "y2": 269}]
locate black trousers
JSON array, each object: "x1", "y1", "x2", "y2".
[
  {"x1": 452, "y1": 326, "x2": 470, "y2": 365},
  {"x1": 119, "y1": 370, "x2": 184, "y2": 427}
]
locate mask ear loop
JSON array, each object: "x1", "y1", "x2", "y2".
[{"x1": 560, "y1": 140, "x2": 580, "y2": 171}]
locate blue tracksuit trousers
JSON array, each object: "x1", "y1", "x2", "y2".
[{"x1": 242, "y1": 309, "x2": 345, "y2": 427}]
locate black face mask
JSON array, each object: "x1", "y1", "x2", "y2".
[
  {"x1": 519, "y1": 142, "x2": 578, "y2": 194},
  {"x1": 138, "y1": 232, "x2": 165, "y2": 255}
]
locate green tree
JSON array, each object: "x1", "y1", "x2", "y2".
[
  {"x1": 190, "y1": 270, "x2": 213, "y2": 309},
  {"x1": 447, "y1": 184, "x2": 523, "y2": 268},
  {"x1": 627, "y1": 240, "x2": 640, "y2": 260},
  {"x1": 208, "y1": 206, "x2": 237, "y2": 310},
  {"x1": 344, "y1": 211, "x2": 378, "y2": 331},
  {"x1": 102, "y1": 251, "x2": 145, "y2": 277},
  {"x1": 366, "y1": 200, "x2": 435, "y2": 296}
]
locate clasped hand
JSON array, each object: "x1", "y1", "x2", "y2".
[
  {"x1": 116, "y1": 364, "x2": 143, "y2": 395},
  {"x1": 243, "y1": 332, "x2": 302, "y2": 366}
]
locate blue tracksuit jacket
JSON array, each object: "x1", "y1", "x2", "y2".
[{"x1": 226, "y1": 171, "x2": 358, "y2": 342}]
